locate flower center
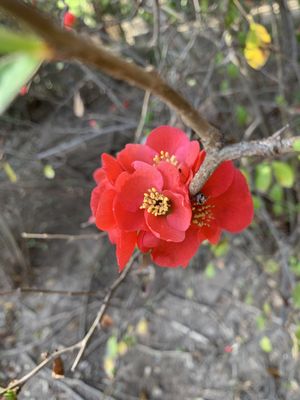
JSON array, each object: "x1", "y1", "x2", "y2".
[
  {"x1": 192, "y1": 203, "x2": 215, "y2": 227},
  {"x1": 153, "y1": 151, "x2": 178, "y2": 166},
  {"x1": 140, "y1": 187, "x2": 170, "y2": 216}
]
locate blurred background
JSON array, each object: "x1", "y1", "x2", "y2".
[{"x1": 0, "y1": 1, "x2": 300, "y2": 399}]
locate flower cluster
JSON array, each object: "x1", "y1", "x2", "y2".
[{"x1": 90, "y1": 126, "x2": 254, "y2": 270}]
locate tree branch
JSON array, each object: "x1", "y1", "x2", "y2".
[
  {"x1": 0, "y1": 252, "x2": 137, "y2": 396},
  {"x1": 0, "y1": 0, "x2": 222, "y2": 150},
  {"x1": 189, "y1": 125, "x2": 299, "y2": 195}
]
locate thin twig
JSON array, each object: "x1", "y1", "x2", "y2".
[
  {"x1": 0, "y1": 253, "x2": 137, "y2": 395},
  {"x1": 134, "y1": 91, "x2": 151, "y2": 142},
  {"x1": 21, "y1": 232, "x2": 105, "y2": 240},
  {"x1": 0, "y1": 287, "x2": 103, "y2": 297},
  {"x1": 189, "y1": 125, "x2": 299, "y2": 195},
  {"x1": 71, "y1": 251, "x2": 138, "y2": 371}
]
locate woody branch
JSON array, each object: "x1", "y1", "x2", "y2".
[{"x1": 0, "y1": 0, "x2": 299, "y2": 196}]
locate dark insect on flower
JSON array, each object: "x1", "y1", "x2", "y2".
[{"x1": 193, "y1": 192, "x2": 207, "y2": 205}]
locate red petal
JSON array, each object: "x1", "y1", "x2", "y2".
[
  {"x1": 113, "y1": 200, "x2": 147, "y2": 231},
  {"x1": 156, "y1": 162, "x2": 181, "y2": 190},
  {"x1": 93, "y1": 167, "x2": 106, "y2": 184},
  {"x1": 117, "y1": 144, "x2": 156, "y2": 172},
  {"x1": 213, "y1": 169, "x2": 254, "y2": 232},
  {"x1": 116, "y1": 230, "x2": 137, "y2": 271},
  {"x1": 95, "y1": 188, "x2": 116, "y2": 230},
  {"x1": 175, "y1": 140, "x2": 200, "y2": 168},
  {"x1": 164, "y1": 190, "x2": 191, "y2": 231},
  {"x1": 90, "y1": 186, "x2": 100, "y2": 218},
  {"x1": 137, "y1": 231, "x2": 160, "y2": 252},
  {"x1": 102, "y1": 153, "x2": 124, "y2": 183},
  {"x1": 198, "y1": 220, "x2": 221, "y2": 244},
  {"x1": 145, "y1": 211, "x2": 186, "y2": 242},
  {"x1": 115, "y1": 167, "x2": 163, "y2": 212},
  {"x1": 151, "y1": 226, "x2": 203, "y2": 267},
  {"x1": 201, "y1": 161, "x2": 235, "y2": 198},
  {"x1": 146, "y1": 126, "x2": 189, "y2": 155}
]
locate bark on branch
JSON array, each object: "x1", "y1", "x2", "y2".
[
  {"x1": 0, "y1": 0, "x2": 299, "y2": 196},
  {"x1": 0, "y1": 0, "x2": 222, "y2": 151}
]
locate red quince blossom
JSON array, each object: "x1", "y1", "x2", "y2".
[{"x1": 90, "y1": 126, "x2": 254, "y2": 270}]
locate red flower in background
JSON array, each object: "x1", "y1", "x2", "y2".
[
  {"x1": 90, "y1": 126, "x2": 254, "y2": 270},
  {"x1": 63, "y1": 11, "x2": 76, "y2": 29}
]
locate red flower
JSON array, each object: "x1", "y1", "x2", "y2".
[
  {"x1": 90, "y1": 126, "x2": 254, "y2": 270},
  {"x1": 63, "y1": 11, "x2": 76, "y2": 29},
  {"x1": 19, "y1": 86, "x2": 28, "y2": 96}
]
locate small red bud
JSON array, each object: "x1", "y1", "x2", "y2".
[
  {"x1": 89, "y1": 119, "x2": 97, "y2": 128},
  {"x1": 224, "y1": 345, "x2": 233, "y2": 353},
  {"x1": 63, "y1": 12, "x2": 76, "y2": 29},
  {"x1": 19, "y1": 86, "x2": 28, "y2": 96}
]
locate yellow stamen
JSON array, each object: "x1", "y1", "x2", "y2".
[
  {"x1": 191, "y1": 203, "x2": 215, "y2": 228},
  {"x1": 140, "y1": 187, "x2": 170, "y2": 216},
  {"x1": 153, "y1": 150, "x2": 178, "y2": 166}
]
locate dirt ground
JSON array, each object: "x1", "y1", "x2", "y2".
[{"x1": 1, "y1": 1, "x2": 300, "y2": 399}]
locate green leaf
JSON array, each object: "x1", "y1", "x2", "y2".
[
  {"x1": 235, "y1": 105, "x2": 248, "y2": 127},
  {"x1": 106, "y1": 335, "x2": 118, "y2": 358},
  {"x1": 0, "y1": 27, "x2": 46, "y2": 56},
  {"x1": 252, "y1": 195, "x2": 262, "y2": 210},
  {"x1": 256, "y1": 314, "x2": 266, "y2": 330},
  {"x1": 3, "y1": 162, "x2": 18, "y2": 183},
  {"x1": 211, "y1": 240, "x2": 229, "y2": 257},
  {"x1": 0, "y1": 54, "x2": 42, "y2": 115},
  {"x1": 290, "y1": 257, "x2": 300, "y2": 277},
  {"x1": 275, "y1": 95, "x2": 287, "y2": 107},
  {"x1": 272, "y1": 161, "x2": 295, "y2": 188},
  {"x1": 255, "y1": 163, "x2": 272, "y2": 193},
  {"x1": 265, "y1": 259, "x2": 279, "y2": 274},
  {"x1": 43, "y1": 164, "x2": 55, "y2": 179},
  {"x1": 4, "y1": 390, "x2": 17, "y2": 400},
  {"x1": 226, "y1": 63, "x2": 239, "y2": 79},
  {"x1": 292, "y1": 283, "x2": 300, "y2": 309},
  {"x1": 220, "y1": 79, "x2": 230, "y2": 93},
  {"x1": 260, "y1": 336, "x2": 272, "y2": 353},
  {"x1": 292, "y1": 139, "x2": 300, "y2": 152},
  {"x1": 204, "y1": 262, "x2": 216, "y2": 279},
  {"x1": 269, "y1": 184, "x2": 283, "y2": 203}
]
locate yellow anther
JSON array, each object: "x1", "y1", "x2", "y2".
[{"x1": 140, "y1": 188, "x2": 170, "y2": 216}]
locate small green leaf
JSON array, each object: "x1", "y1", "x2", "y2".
[
  {"x1": 106, "y1": 335, "x2": 118, "y2": 358},
  {"x1": 235, "y1": 105, "x2": 249, "y2": 127},
  {"x1": 255, "y1": 163, "x2": 272, "y2": 193},
  {"x1": 204, "y1": 262, "x2": 216, "y2": 279},
  {"x1": 211, "y1": 240, "x2": 229, "y2": 257},
  {"x1": 0, "y1": 27, "x2": 47, "y2": 56},
  {"x1": 269, "y1": 184, "x2": 283, "y2": 203},
  {"x1": 290, "y1": 257, "x2": 300, "y2": 277},
  {"x1": 272, "y1": 161, "x2": 295, "y2": 188},
  {"x1": 226, "y1": 63, "x2": 239, "y2": 79},
  {"x1": 256, "y1": 314, "x2": 266, "y2": 330},
  {"x1": 252, "y1": 195, "x2": 262, "y2": 210},
  {"x1": 265, "y1": 259, "x2": 279, "y2": 274},
  {"x1": 0, "y1": 54, "x2": 42, "y2": 115},
  {"x1": 292, "y1": 139, "x2": 300, "y2": 152},
  {"x1": 4, "y1": 389, "x2": 17, "y2": 400},
  {"x1": 275, "y1": 95, "x2": 287, "y2": 107},
  {"x1": 3, "y1": 162, "x2": 18, "y2": 183},
  {"x1": 260, "y1": 336, "x2": 272, "y2": 353},
  {"x1": 292, "y1": 283, "x2": 300, "y2": 309},
  {"x1": 220, "y1": 79, "x2": 230, "y2": 93},
  {"x1": 43, "y1": 164, "x2": 55, "y2": 179}
]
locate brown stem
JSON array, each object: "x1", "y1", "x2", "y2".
[
  {"x1": 0, "y1": 0, "x2": 222, "y2": 150},
  {"x1": 189, "y1": 125, "x2": 299, "y2": 195}
]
